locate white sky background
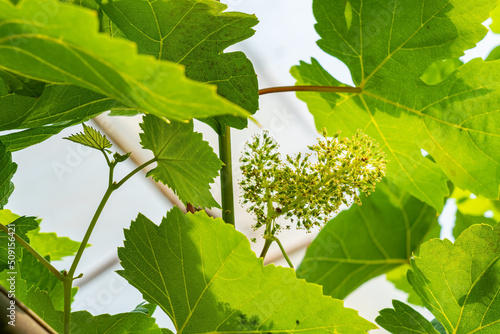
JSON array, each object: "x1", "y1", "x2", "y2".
[{"x1": 6, "y1": 1, "x2": 500, "y2": 333}]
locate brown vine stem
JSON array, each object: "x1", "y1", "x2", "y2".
[{"x1": 258, "y1": 85, "x2": 361, "y2": 96}]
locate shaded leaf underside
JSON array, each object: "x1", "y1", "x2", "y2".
[{"x1": 0, "y1": 0, "x2": 249, "y2": 126}]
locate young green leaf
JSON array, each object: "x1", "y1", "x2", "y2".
[
  {"x1": 385, "y1": 219, "x2": 442, "y2": 307},
  {"x1": 491, "y1": 3, "x2": 500, "y2": 33},
  {"x1": 0, "y1": 139, "x2": 17, "y2": 208},
  {"x1": 26, "y1": 227, "x2": 84, "y2": 261},
  {"x1": 1, "y1": 123, "x2": 83, "y2": 151},
  {"x1": 297, "y1": 181, "x2": 438, "y2": 300},
  {"x1": 96, "y1": 0, "x2": 259, "y2": 133},
  {"x1": 64, "y1": 123, "x2": 112, "y2": 152},
  {"x1": 376, "y1": 300, "x2": 441, "y2": 334},
  {"x1": 0, "y1": 0, "x2": 250, "y2": 123},
  {"x1": 118, "y1": 207, "x2": 376, "y2": 333},
  {"x1": 292, "y1": 0, "x2": 500, "y2": 210},
  {"x1": 453, "y1": 210, "x2": 496, "y2": 239},
  {"x1": 408, "y1": 223, "x2": 500, "y2": 334},
  {"x1": 140, "y1": 115, "x2": 222, "y2": 209},
  {"x1": 452, "y1": 188, "x2": 500, "y2": 219}
]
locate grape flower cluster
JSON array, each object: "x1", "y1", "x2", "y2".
[{"x1": 239, "y1": 129, "x2": 387, "y2": 234}]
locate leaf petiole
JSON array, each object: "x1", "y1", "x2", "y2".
[
  {"x1": 274, "y1": 237, "x2": 294, "y2": 268},
  {"x1": 113, "y1": 158, "x2": 156, "y2": 189}
]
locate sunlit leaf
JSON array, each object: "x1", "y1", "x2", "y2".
[
  {"x1": 0, "y1": 0, "x2": 250, "y2": 123},
  {"x1": 27, "y1": 227, "x2": 83, "y2": 261},
  {"x1": 0, "y1": 80, "x2": 117, "y2": 150},
  {"x1": 0, "y1": 239, "x2": 166, "y2": 332},
  {"x1": 97, "y1": 0, "x2": 259, "y2": 133},
  {"x1": 385, "y1": 265, "x2": 424, "y2": 307},
  {"x1": 453, "y1": 210, "x2": 496, "y2": 239},
  {"x1": 490, "y1": 3, "x2": 500, "y2": 33},
  {"x1": 408, "y1": 223, "x2": 500, "y2": 334},
  {"x1": 118, "y1": 207, "x2": 376, "y2": 333},
  {"x1": 0, "y1": 216, "x2": 37, "y2": 272},
  {"x1": 452, "y1": 187, "x2": 500, "y2": 220},
  {"x1": 292, "y1": 0, "x2": 500, "y2": 210}
]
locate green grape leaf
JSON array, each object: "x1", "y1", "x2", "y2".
[
  {"x1": 376, "y1": 300, "x2": 441, "y2": 334},
  {"x1": 118, "y1": 207, "x2": 376, "y2": 333},
  {"x1": 454, "y1": 210, "x2": 497, "y2": 239},
  {"x1": 96, "y1": 0, "x2": 259, "y2": 133},
  {"x1": 0, "y1": 248, "x2": 76, "y2": 311},
  {"x1": 139, "y1": 115, "x2": 222, "y2": 209},
  {"x1": 297, "y1": 181, "x2": 438, "y2": 300},
  {"x1": 491, "y1": 3, "x2": 500, "y2": 33},
  {"x1": 408, "y1": 223, "x2": 500, "y2": 334},
  {"x1": 0, "y1": 79, "x2": 118, "y2": 150},
  {"x1": 0, "y1": 209, "x2": 19, "y2": 223},
  {"x1": 26, "y1": 227, "x2": 83, "y2": 261},
  {"x1": 452, "y1": 188, "x2": 500, "y2": 219},
  {"x1": 0, "y1": 140, "x2": 17, "y2": 208},
  {"x1": 0, "y1": 0, "x2": 250, "y2": 123},
  {"x1": 386, "y1": 265, "x2": 424, "y2": 307},
  {"x1": 64, "y1": 123, "x2": 112, "y2": 152},
  {"x1": 385, "y1": 216, "x2": 441, "y2": 307},
  {"x1": 0, "y1": 240, "x2": 166, "y2": 333},
  {"x1": 23, "y1": 289, "x2": 166, "y2": 334},
  {"x1": 420, "y1": 59, "x2": 463, "y2": 85},
  {"x1": 0, "y1": 216, "x2": 38, "y2": 272},
  {"x1": 486, "y1": 45, "x2": 500, "y2": 61},
  {"x1": 292, "y1": 0, "x2": 500, "y2": 210}
]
